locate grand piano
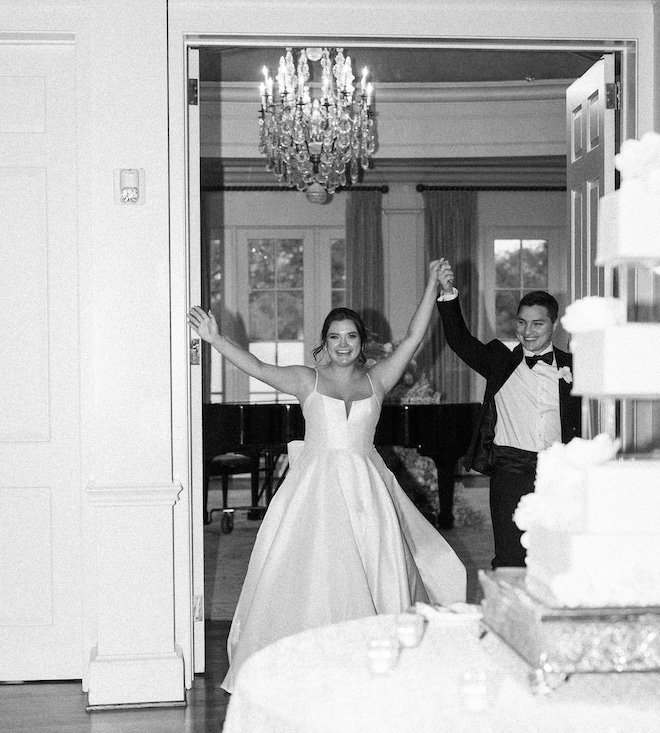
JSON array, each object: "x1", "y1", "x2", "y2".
[{"x1": 203, "y1": 402, "x2": 480, "y2": 529}]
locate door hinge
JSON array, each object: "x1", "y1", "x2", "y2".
[
  {"x1": 188, "y1": 78, "x2": 199, "y2": 106},
  {"x1": 605, "y1": 81, "x2": 620, "y2": 110},
  {"x1": 193, "y1": 595, "x2": 204, "y2": 622},
  {"x1": 190, "y1": 338, "x2": 201, "y2": 365}
]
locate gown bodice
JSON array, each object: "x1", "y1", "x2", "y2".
[{"x1": 299, "y1": 373, "x2": 380, "y2": 457}]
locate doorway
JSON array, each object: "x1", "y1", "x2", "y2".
[{"x1": 173, "y1": 33, "x2": 637, "y2": 678}]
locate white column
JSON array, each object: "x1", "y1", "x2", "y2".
[
  {"x1": 85, "y1": 482, "x2": 184, "y2": 708},
  {"x1": 382, "y1": 183, "x2": 425, "y2": 339}
]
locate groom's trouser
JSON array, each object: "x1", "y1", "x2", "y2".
[{"x1": 489, "y1": 445, "x2": 537, "y2": 569}]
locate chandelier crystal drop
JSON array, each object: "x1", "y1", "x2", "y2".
[{"x1": 258, "y1": 47, "x2": 375, "y2": 197}]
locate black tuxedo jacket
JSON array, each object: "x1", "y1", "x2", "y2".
[{"x1": 437, "y1": 296, "x2": 581, "y2": 475}]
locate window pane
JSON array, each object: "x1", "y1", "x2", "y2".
[
  {"x1": 496, "y1": 291, "x2": 520, "y2": 339},
  {"x1": 249, "y1": 342, "x2": 276, "y2": 363},
  {"x1": 494, "y1": 239, "x2": 521, "y2": 288},
  {"x1": 276, "y1": 341, "x2": 304, "y2": 366},
  {"x1": 521, "y1": 239, "x2": 548, "y2": 288},
  {"x1": 275, "y1": 240, "x2": 304, "y2": 288},
  {"x1": 331, "y1": 237, "x2": 347, "y2": 309},
  {"x1": 248, "y1": 239, "x2": 275, "y2": 289},
  {"x1": 277, "y1": 291, "x2": 304, "y2": 339},
  {"x1": 331, "y1": 239, "x2": 346, "y2": 288},
  {"x1": 248, "y1": 380, "x2": 277, "y2": 397},
  {"x1": 249, "y1": 291, "x2": 275, "y2": 340}
]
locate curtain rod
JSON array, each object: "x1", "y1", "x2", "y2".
[
  {"x1": 201, "y1": 185, "x2": 389, "y2": 193},
  {"x1": 416, "y1": 184, "x2": 566, "y2": 192}
]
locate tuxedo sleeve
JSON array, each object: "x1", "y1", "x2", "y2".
[{"x1": 436, "y1": 296, "x2": 508, "y2": 381}]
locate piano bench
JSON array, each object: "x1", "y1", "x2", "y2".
[{"x1": 204, "y1": 452, "x2": 261, "y2": 524}]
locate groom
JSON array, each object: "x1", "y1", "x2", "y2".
[{"x1": 436, "y1": 259, "x2": 581, "y2": 568}]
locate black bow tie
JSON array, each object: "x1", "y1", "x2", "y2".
[{"x1": 525, "y1": 352, "x2": 554, "y2": 369}]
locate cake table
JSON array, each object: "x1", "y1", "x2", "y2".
[{"x1": 222, "y1": 609, "x2": 660, "y2": 733}]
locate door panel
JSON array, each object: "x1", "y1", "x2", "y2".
[
  {"x1": 566, "y1": 55, "x2": 617, "y2": 439},
  {"x1": 566, "y1": 55, "x2": 615, "y2": 302},
  {"x1": 0, "y1": 43, "x2": 81, "y2": 679}
]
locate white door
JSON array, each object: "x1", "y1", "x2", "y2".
[
  {"x1": 566, "y1": 54, "x2": 616, "y2": 302},
  {"x1": 566, "y1": 55, "x2": 617, "y2": 437},
  {"x1": 0, "y1": 42, "x2": 82, "y2": 679},
  {"x1": 187, "y1": 47, "x2": 206, "y2": 673}
]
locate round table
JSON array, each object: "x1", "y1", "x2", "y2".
[{"x1": 222, "y1": 608, "x2": 660, "y2": 733}]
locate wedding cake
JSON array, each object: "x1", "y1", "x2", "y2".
[
  {"x1": 477, "y1": 133, "x2": 660, "y2": 683},
  {"x1": 513, "y1": 434, "x2": 660, "y2": 608},
  {"x1": 510, "y1": 132, "x2": 660, "y2": 608}
]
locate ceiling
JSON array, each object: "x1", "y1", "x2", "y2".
[{"x1": 200, "y1": 46, "x2": 602, "y2": 85}]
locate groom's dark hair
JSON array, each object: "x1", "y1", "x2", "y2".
[{"x1": 518, "y1": 291, "x2": 559, "y2": 323}]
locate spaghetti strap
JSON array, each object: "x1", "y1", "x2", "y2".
[
  {"x1": 313, "y1": 368, "x2": 319, "y2": 393},
  {"x1": 366, "y1": 372, "x2": 379, "y2": 404}
]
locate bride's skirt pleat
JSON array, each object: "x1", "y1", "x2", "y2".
[{"x1": 221, "y1": 448, "x2": 466, "y2": 692}]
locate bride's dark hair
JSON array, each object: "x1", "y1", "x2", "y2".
[{"x1": 312, "y1": 308, "x2": 367, "y2": 365}]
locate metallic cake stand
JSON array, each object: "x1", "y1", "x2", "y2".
[{"x1": 479, "y1": 568, "x2": 660, "y2": 693}]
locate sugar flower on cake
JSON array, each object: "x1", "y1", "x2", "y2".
[
  {"x1": 614, "y1": 131, "x2": 660, "y2": 182},
  {"x1": 564, "y1": 432, "x2": 621, "y2": 466},
  {"x1": 514, "y1": 434, "x2": 621, "y2": 534},
  {"x1": 560, "y1": 296, "x2": 626, "y2": 333}
]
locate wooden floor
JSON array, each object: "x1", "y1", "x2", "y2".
[{"x1": 1, "y1": 621, "x2": 232, "y2": 733}]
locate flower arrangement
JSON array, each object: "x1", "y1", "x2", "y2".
[
  {"x1": 366, "y1": 338, "x2": 484, "y2": 527},
  {"x1": 363, "y1": 339, "x2": 443, "y2": 404}
]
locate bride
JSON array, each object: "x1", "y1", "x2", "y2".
[{"x1": 188, "y1": 259, "x2": 466, "y2": 693}]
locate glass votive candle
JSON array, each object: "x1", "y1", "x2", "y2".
[
  {"x1": 395, "y1": 612, "x2": 425, "y2": 648},
  {"x1": 458, "y1": 669, "x2": 489, "y2": 712},
  {"x1": 367, "y1": 636, "x2": 400, "y2": 675}
]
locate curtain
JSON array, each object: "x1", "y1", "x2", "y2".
[
  {"x1": 420, "y1": 190, "x2": 478, "y2": 402},
  {"x1": 345, "y1": 190, "x2": 388, "y2": 340}
]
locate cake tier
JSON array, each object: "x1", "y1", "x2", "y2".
[
  {"x1": 597, "y1": 183, "x2": 660, "y2": 268},
  {"x1": 518, "y1": 456, "x2": 660, "y2": 608},
  {"x1": 524, "y1": 527, "x2": 660, "y2": 608},
  {"x1": 570, "y1": 325, "x2": 660, "y2": 398}
]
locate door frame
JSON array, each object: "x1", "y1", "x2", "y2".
[{"x1": 168, "y1": 32, "x2": 637, "y2": 682}]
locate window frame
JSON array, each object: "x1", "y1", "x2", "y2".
[
  {"x1": 482, "y1": 225, "x2": 566, "y2": 347},
  {"x1": 213, "y1": 225, "x2": 346, "y2": 402}
]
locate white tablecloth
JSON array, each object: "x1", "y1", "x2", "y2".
[{"x1": 222, "y1": 610, "x2": 660, "y2": 733}]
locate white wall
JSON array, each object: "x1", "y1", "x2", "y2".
[{"x1": 1, "y1": 0, "x2": 183, "y2": 707}]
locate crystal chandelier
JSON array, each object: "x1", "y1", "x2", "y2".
[{"x1": 258, "y1": 47, "x2": 375, "y2": 201}]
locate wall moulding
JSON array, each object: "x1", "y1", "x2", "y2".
[
  {"x1": 85, "y1": 482, "x2": 182, "y2": 506},
  {"x1": 202, "y1": 79, "x2": 573, "y2": 105},
  {"x1": 202, "y1": 155, "x2": 567, "y2": 189}
]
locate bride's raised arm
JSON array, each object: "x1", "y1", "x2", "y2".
[
  {"x1": 187, "y1": 306, "x2": 313, "y2": 399},
  {"x1": 368, "y1": 259, "x2": 442, "y2": 394}
]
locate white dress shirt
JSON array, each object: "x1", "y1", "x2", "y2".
[{"x1": 494, "y1": 346, "x2": 561, "y2": 453}]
